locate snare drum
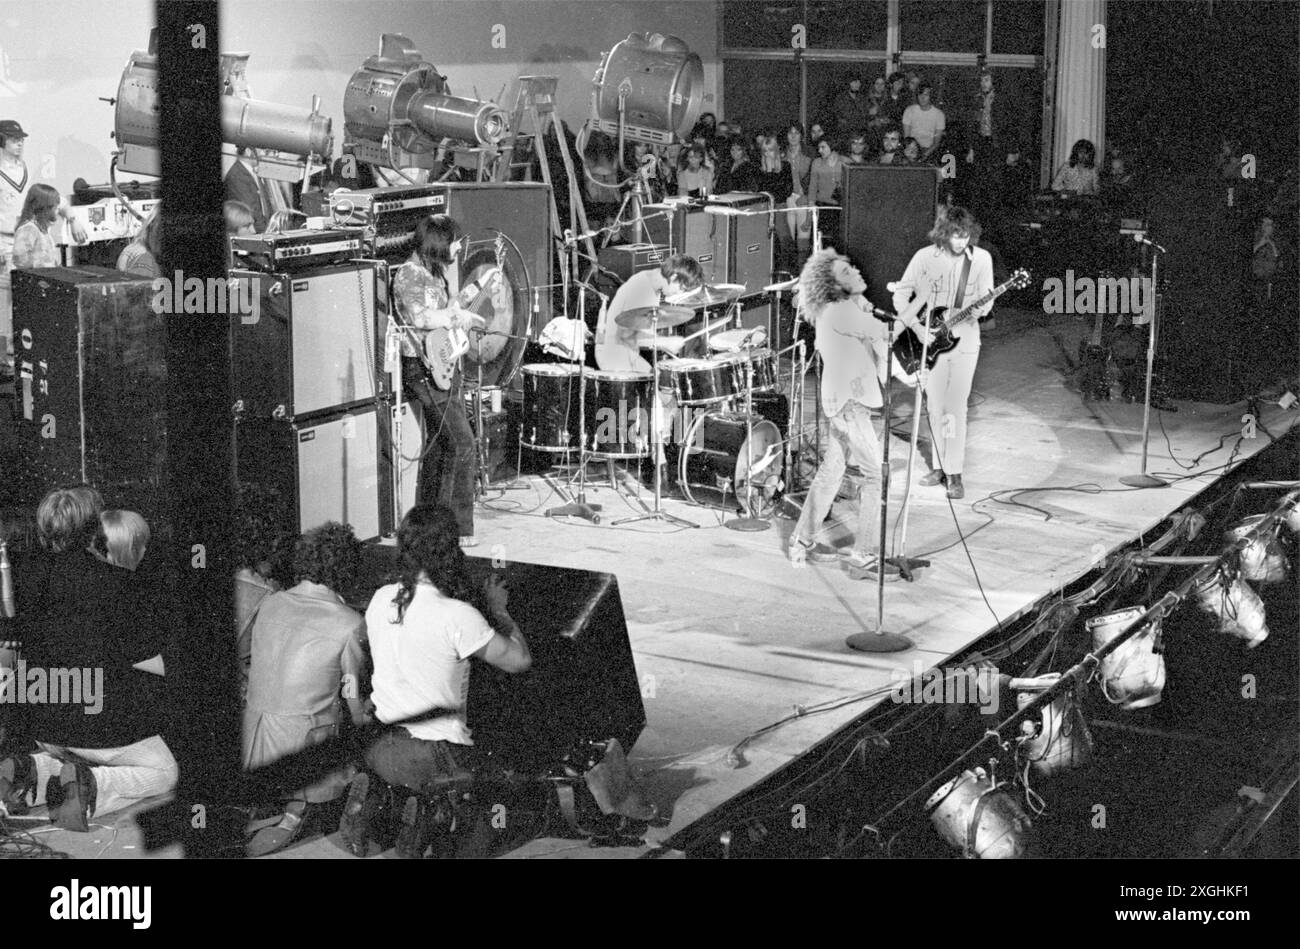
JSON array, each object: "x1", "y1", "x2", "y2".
[
  {"x1": 659, "y1": 356, "x2": 742, "y2": 406},
  {"x1": 520, "y1": 363, "x2": 579, "y2": 452},
  {"x1": 584, "y1": 369, "x2": 653, "y2": 458},
  {"x1": 678, "y1": 411, "x2": 783, "y2": 514}
]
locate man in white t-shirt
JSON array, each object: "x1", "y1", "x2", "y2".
[
  {"x1": 345, "y1": 504, "x2": 530, "y2": 858},
  {"x1": 901, "y1": 84, "x2": 946, "y2": 160}
]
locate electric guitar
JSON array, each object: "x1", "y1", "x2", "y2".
[
  {"x1": 419, "y1": 267, "x2": 502, "y2": 390},
  {"x1": 893, "y1": 268, "x2": 1031, "y2": 374}
]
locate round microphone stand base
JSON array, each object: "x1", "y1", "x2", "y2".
[
  {"x1": 725, "y1": 516, "x2": 771, "y2": 532},
  {"x1": 845, "y1": 630, "x2": 914, "y2": 653},
  {"x1": 1119, "y1": 473, "x2": 1169, "y2": 488}
]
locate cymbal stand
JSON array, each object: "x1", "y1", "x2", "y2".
[{"x1": 615, "y1": 311, "x2": 697, "y2": 528}]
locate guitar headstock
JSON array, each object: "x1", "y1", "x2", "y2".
[{"x1": 1008, "y1": 268, "x2": 1031, "y2": 290}]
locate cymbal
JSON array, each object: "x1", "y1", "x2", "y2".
[
  {"x1": 762, "y1": 277, "x2": 799, "y2": 293},
  {"x1": 669, "y1": 283, "x2": 746, "y2": 307},
  {"x1": 614, "y1": 304, "x2": 696, "y2": 330}
]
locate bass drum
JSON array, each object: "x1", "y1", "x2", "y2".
[
  {"x1": 678, "y1": 411, "x2": 782, "y2": 516},
  {"x1": 460, "y1": 242, "x2": 530, "y2": 389}
]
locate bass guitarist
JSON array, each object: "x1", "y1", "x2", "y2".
[
  {"x1": 392, "y1": 214, "x2": 486, "y2": 546},
  {"x1": 891, "y1": 207, "x2": 994, "y2": 500}
]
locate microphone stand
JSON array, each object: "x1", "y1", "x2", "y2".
[
  {"x1": 887, "y1": 285, "x2": 940, "y2": 581},
  {"x1": 847, "y1": 315, "x2": 912, "y2": 653},
  {"x1": 1120, "y1": 241, "x2": 1169, "y2": 488}
]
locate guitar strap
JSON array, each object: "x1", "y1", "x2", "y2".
[{"x1": 952, "y1": 252, "x2": 973, "y2": 311}]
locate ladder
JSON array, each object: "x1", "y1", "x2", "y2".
[{"x1": 491, "y1": 76, "x2": 596, "y2": 296}]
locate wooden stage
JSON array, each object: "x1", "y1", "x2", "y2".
[{"x1": 16, "y1": 309, "x2": 1297, "y2": 859}]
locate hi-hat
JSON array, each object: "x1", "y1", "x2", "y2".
[
  {"x1": 670, "y1": 283, "x2": 746, "y2": 307},
  {"x1": 614, "y1": 304, "x2": 696, "y2": 331}
]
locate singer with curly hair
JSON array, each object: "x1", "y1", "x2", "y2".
[{"x1": 789, "y1": 250, "x2": 900, "y2": 577}]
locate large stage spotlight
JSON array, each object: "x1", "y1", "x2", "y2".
[
  {"x1": 590, "y1": 32, "x2": 704, "y2": 146},
  {"x1": 343, "y1": 34, "x2": 508, "y2": 173},
  {"x1": 113, "y1": 32, "x2": 333, "y2": 184}
]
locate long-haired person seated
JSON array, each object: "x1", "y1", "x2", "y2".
[
  {"x1": 0, "y1": 486, "x2": 176, "y2": 830},
  {"x1": 242, "y1": 522, "x2": 370, "y2": 857},
  {"x1": 340, "y1": 504, "x2": 530, "y2": 859}
]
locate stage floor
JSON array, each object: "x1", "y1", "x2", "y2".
[{"x1": 18, "y1": 310, "x2": 1297, "y2": 859}]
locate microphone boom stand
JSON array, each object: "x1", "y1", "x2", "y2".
[{"x1": 1120, "y1": 242, "x2": 1168, "y2": 488}]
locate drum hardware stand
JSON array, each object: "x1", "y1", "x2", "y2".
[
  {"x1": 725, "y1": 334, "x2": 775, "y2": 532},
  {"x1": 1119, "y1": 240, "x2": 1169, "y2": 489},
  {"x1": 545, "y1": 291, "x2": 602, "y2": 523},
  {"x1": 887, "y1": 285, "x2": 941, "y2": 582},
  {"x1": 467, "y1": 331, "x2": 531, "y2": 498},
  {"x1": 846, "y1": 318, "x2": 913, "y2": 654},
  {"x1": 615, "y1": 309, "x2": 697, "y2": 529}
]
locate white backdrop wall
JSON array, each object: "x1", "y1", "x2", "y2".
[{"x1": 1, "y1": 0, "x2": 719, "y2": 199}]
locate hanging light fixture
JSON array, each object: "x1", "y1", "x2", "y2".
[
  {"x1": 1224, "y1": 514, "x2": 1289, "y2": 584},
  {"x1": 926, "y1": 767, "x2": 1032, "y2": 859},
  {"x1": 1192, "y1": 568, "x2": 1269, "y2": 648},
  {"x1": 1012, "y1": 673, "x2": 1095, "y2": 777},
  {"x1": 1087, "y1": 608, "x2": 1167, "y2": 709}
]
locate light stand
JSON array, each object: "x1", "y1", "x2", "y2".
[
  {"x1": 615, "y1": 310, "x2": 698, "y2": 528},
  {"x1": 846, "y1": 309, "x2": 912, "y2": 653},
  {"x1": 888, "y1": 285, "x2": 940, "y2": 581},
  {"x1": 1120, "y1": 241, "x2": 1169, "y2": 489}
]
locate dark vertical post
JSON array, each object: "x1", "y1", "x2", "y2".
[{"x1": 156, "y1": 0, "x2": 238, "y2": 856}]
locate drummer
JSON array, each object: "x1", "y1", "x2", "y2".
[
  {"x1": 596, "y1": 255, "x2": 704, "y2": 444},
  {"x1": 595, "y1": 254, "x2": 703, "y2": 372}
]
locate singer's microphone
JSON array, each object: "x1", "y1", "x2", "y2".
[{"x1": 1132, "y1": 233, "x2": 1167, "y2": 253}]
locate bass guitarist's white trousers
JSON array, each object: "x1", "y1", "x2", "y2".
[{"x1": 924, "y1": 347, "x2": 978, "y2": 476}]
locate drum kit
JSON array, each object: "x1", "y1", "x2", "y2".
[{"x1": 518, "y1": 281, "x2": 808, "y2": 529}]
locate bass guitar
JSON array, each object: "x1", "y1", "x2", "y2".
[{"x1": 893, "y1": 268, "x2": 1031, "y2": 374}]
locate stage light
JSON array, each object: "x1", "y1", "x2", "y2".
[
  {"x1": 590, "y1": 33, "x2": 704, "y2": 146},
  {"x1": 1192, "y1": 569, "x2": 1269, "y2": 648},
  {"x1": 926, "y1": 767, "x2": 1032, "y2": 859},
  {"x1": 1086, "y1": 607, "x2": 1166, "y2": 709},
  {"x1": 113, "y1": 36, "x2": 332, "y2": 180},
  {"x1": 1012, "y1": 674, "x2": 1094, "y2": 777},
  {"x1": 343, "y1": 33, "x2": 508, "y2": 171},
  {"x1": 1225, "y1": 514, "x2": 1289, "y2": 584}
]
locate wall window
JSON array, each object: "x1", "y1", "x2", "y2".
[
  {"x1": 899, "y1": 0, "x2": 988, "y2": 54},
  {"x1": 806, "y1": 1, "x2": 889, "y2": 49}
]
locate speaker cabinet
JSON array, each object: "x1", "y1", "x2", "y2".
[
  {"x1": 597, "y1": 243, "x2": 670, "y2": 283},
  {"x1": 9, "y1": 267, "x2": 168, "y2": 518},
  {"x1": 641, "y1": 201, "x2": 688, "y2": 253},
  {"x1": 235, "y1": 403, "x2": 388, "y2": 541},
  {"x1": 707, "y1": 192, "x2": 775, "y2": 289},
  {"x1": 230, "y1": 262, "x2": 385, "y2": 422},
  {"x1": 840, "y1": 165, "x2": 941, "y2": 313},
  {"x1": 1146, "y1": 177, "x2": 1251, "y2": 403},
  {"x1": 353, "y1": 546, "x2": 646, "y2": 772}
]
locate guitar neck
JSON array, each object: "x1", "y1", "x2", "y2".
[{"x1": 943, "y1": 280, "x2": 1012, "y2": 330}]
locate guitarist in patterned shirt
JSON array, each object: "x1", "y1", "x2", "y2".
[
  {"x1": 891, "y1": 207, "x2": 994, "y2": 500},
  {"x1": 392, "y1": 214, "x2": 487, "y2": 547}
]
